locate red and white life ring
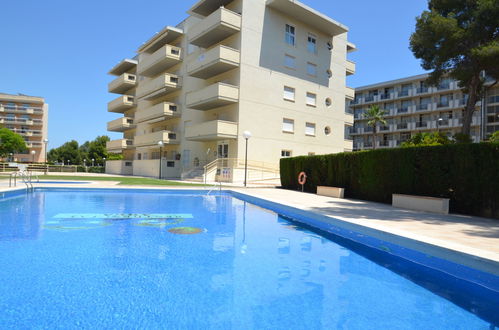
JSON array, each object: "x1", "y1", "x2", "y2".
[{"x1": 298, "y1": 172, "x2": 307, "y2": 185}]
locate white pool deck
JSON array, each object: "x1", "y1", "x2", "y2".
[{"x1": 1, "y1": 176, "x2": 498, "y2": 276}]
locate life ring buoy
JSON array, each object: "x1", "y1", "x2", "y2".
[{"x1": 298, "y1": 172, "x2": 307, "y2": 185}]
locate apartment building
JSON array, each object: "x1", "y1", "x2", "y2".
[
  {"x1": 106, "y1": 0, "x2": 355, "y2": 182},
  {"x1": 0, "y1": 93, "x2": 48, "y2": 162},
  {"x1": 350, "y1": 74, "x2": 499, "y2": 150}
]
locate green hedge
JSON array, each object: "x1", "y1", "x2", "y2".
[{"x1": 280, "y1": 143, "x2": 499, "y2": 219}]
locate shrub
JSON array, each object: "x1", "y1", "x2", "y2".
[{"x1": 280, "y1": 143, "x2": 499, "y2": 219}]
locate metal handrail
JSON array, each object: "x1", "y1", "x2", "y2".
[{"x1": 206, "y1": 181, "x2": 222, "y2": 195}]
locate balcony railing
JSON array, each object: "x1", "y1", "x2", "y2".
[
  {"x1": 397, "y1": 89, "x2": 410, "y2": 97},
  {"x1": 108, "y1": 95, "x2": 135, "y2": 113},
  {"x1": 185, "y1": 120, "x2": 238, "y2": 141},
  {"x1": 415, "y1": 122, "x2": 428, "y2": 128},
  {"x1": 133, "y1": 130, "x2": 179, "y2": 147},
  {"x1": 189, "y1": 7, "x2": 242, "y2": 48},
  {"x1": 397, "y1": 107, "x2": 409, "y2": 114},
  {"x1": 417, "y1": 87, "x2": 429, "y2": 94},
  {"x1": 379, "y1": 125, "x2": 390, "y2": 131},
  {"x1": 437, "y1": 102, "x2": 450, "y2": 108},
  {"x1": 108, "y1": 73, "x2": 137, "y2": 94},
  {"x1": 380, "y1": 93, "x2": 391, "y2": 100},
  {"x1": 186, "y1": 82, "x2": 239, "y2": 111},
  {"x1": 137, "y1": 74, "x2": 181, "y2": 100},
  {"x1": 437, "y1": 84, "x2": 450, "y2": 91},
  {"x1": 396, "y1": 123, "x2": 408, "y2": 130},
  {"x1": 135, "y1": 102, "x2": 180, "y2": 123},
  {"x1": 187, "y1": 45, "x2": 240, "y2": 79},
  {"x1": 416, "y1": 103, "x2": 430, "y2": 111},
  {"x1": 138, "y1": 44, "x2": 182, "y2": 77},
  {"x1": 364, "y1": 96, "x2": 374, "y2": 102}
]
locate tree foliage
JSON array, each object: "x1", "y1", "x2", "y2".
[
  {"x1": 490, "y1": 131, "x2": 499, "y2": 143},
  {"x1": 410, "y1": 0, "x2": 499, "y2": 136},
  {"x1": 402, "y1": 132, "x2": 452, "y2": 147},
  {"x1": 48, "y1": 136, "x2": 114, "y2": 165},
  {"x1": 0, "y1": 128, "x2": 27, "y2": 157},
  {"x1": 364, "y1": 105, "x2": 387, "y2": 150}
]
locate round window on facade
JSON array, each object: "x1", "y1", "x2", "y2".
[
  {"x1": 325, "y1": 126, "x2": 331, "y2": 136},
  {"x1": 325, "y1": 98, "x2": 332, "y2": 107},
  {"x1": 327, "y1": 42, "x2": 333, "y2": 51},
  {"x1": 327, "y1": 69, "x2": 332, "y2": 78}
]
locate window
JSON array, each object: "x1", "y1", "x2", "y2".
[
  {"x1": 325, "y1": 98, "x2": 332, "y2": 107},
  {"x1": 305, "y1": 122, "x2": 316, "y2": 136},
  {"x1": 307, "y1": 34, "x2": 317, "y2": 53},
  {"x1": 306, "y1": 92, "x2": 317, "y2": 107},
  {"x1": 324, "y1": 126, "x2": 331, "y2": 135},
  {"x1": 281, "y1": 150, "x2": 292, "y2": 157},
  {"x1": 307, "y1": 63, "x2": 317, "y2": 76},
  {"x1": 284, "y1": 54, "x2": 295, "y2": 68},
  {"x1": 285, "y1": 24, "x2": 295, "y2": 46},
  {"x1": 283, "y1": 86, "x2": 295, "y2": 101},
  {"x1": 282, "y1": 118, "x2": 294, "y2": 133}
]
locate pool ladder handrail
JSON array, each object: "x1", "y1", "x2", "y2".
[
  {"x1": 10, "y1": 170, "x2": 35, "y2": 190},
  {"x1": 206, "y1": 181, "x2": 222, "y2": 195}
]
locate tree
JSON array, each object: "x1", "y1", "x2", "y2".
[
  {"x1": 410, "y1": 0, "x2": 499, "y2": 137},
  {"x1": 48, "y1": 140, "x2": 81, "y2": 165},
  {"x1": 0, "y1": 128, "x2": 27, "y2": 158},
  {"x1": 490, "y1": 131, "x2": 499, "y2": 143},
  {"x1": 364, "y1": 105, "x2": 387, "y2": 150},
  {"x1": 402, "y1": 132, "x2": 452, "y2": 147}
]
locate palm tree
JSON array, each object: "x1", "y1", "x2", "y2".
[{"x1": 364, "y1": 105, "x2": 387, "y2": 149}]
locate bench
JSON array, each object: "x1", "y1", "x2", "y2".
[
  {"x1": 392, "y1": 194, "x2": 449, "y2": 214},
  {"x1": 317, "y1": 186, "x2": 344, "y2": 199}
]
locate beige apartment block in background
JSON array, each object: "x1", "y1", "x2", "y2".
[
  {"x1": 106, "y1": 0, "x2": 356, "y2": 182},
  {"x1": 0, "y1": 93, "x2": 49, "y2": 162},
  {"x1": 350, "y1": 74, "x2": 499, "y2": 150}
]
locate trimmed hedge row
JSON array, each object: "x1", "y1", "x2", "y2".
[{"x1": 280, "y1": 143, "x2": 499, "y2": 219}]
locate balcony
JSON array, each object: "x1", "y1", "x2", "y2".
[
  {"x1": 106, "y1": 139, "x2": 133, "y2": 153},
  {"x1": 138, "y1": 44, "x2": 182, "y2": 77},
  {"x1": 346, "y1": 60, "x2": 356, "y2": 76},
  {"x1": 396, "y1": 123, "x2": 408, "y2": 130},
  {"x1": 137, "y1": 74, "x2": 181, "y2": 100},
  {"x1": 107, "y1": 117, "x2": 135, "y2": 132},
  {"x1": 185, "y1": 120, "x2": 238, "y2": 141},
  {"x1": 108, "y1": 95, "x2": 135, "y2": 113},
  {"x1": 397, "y1": 107, "x2": 409, "y2": 114},
  {"x1": 138, "y1": 26, "x2": 184, "y2": 54},
  {"x1": 135, "y1": 102, "x2": 180, "y2": 123},
  {"x1": 416, "y1": 103, "x2": 430, "y2": 111},
  {"x1": 345, "y1": 87, "x2": 355, "y2": 100},
  {"x1": 108, "y1": 59, "x2": 138, "y2": 76},
  {"x1": 415, "y1": 122, "x2": 428, "y2": 129},
  {"x1": 380, "y1": 93, "x2": 391, "y2": 100},
  {"x1": 437, "y1": 102, "x2": 450, "y2": 108},
  {"x1": 417, "y1": 87, "x2": 429, "y2": 94},
  {"x1": 133, "y1": 130, "x2": 179, "y2": 147},
  {"x1": 108, "y1": 73, "x2": 137, "y2": 94},
  {"x1": 379, "y1": 125, "x2": 390, "y2": 132},
  {"x1": 189, "y1": 7, "x2": 242, "y2": 48},
  {"x1": 188, "y1": 46, "x2": 240, "y2": 79},
  {"x1": 397, "y1": 89, "x2": 410, "y2": 97},
  {"x1": 186, "y1": 83, "x2": 239, "y2": 110},
  {"x1": 364, "y1": 96, "x2": 374, "y2": 103}
]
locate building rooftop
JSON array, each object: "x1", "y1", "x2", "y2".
[
  {"x1": 354, "y1": 73, "x2": 431, "y2": 91},
  {"x1": 0, "y1": 93, "x2": 45, "y2": 103},
  {"x1": 267, "y1": 0, "x2": 348, "y2": 36}
]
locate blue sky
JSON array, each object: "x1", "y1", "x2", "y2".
[{"x1": 0, "y1": 0, "x2": 428, "y2": 148}]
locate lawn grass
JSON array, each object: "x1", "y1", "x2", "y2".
[{"x1": 33, "y1": 175, "x2": 207, "y2": 186}]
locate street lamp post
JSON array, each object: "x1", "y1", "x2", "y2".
[
  {"x1": 103, "y1": 157, "x2": 106, "y2": 167},
  {"x1": 437, "y1": 117, "x2": 443, "y2": 133},
  {"x1": 157, "y1": 141, "x2": 164, "y2": 180},
  {"x1": 92, "y1": 158, "x2": 95, "y2": 167},
  {"x1": 243, "y1": 131, "x2": 252, "y2": 187},
  {"x1": 83, "y1": 159, "x2": 87, "y2": 172},
  {"x1": 31, "y1": 150, "x2": 36, "y2": 163},
  {"x1": 43, "y1": 139, "x2": 49, "y2": 174},
  {"x1": 9, "y1": 153, "x2": 13, "y2": 162}
]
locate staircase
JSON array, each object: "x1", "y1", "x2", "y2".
[{"x1": 181, "y1": 166, "x2": 205, "y2": 182}]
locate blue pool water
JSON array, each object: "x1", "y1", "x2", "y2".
[{"x1": 0, "y1": 189, "x2": 497, "y2": 329}]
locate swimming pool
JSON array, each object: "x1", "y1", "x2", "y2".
[{"x1": 0, "y1": 188, "x2": 497, "y2": 329}]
